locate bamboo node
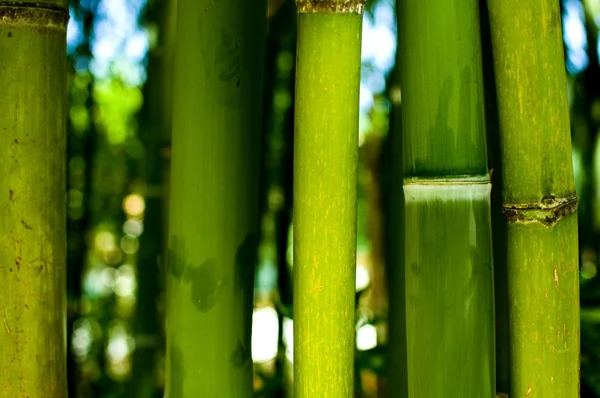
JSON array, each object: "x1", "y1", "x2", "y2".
[
  {"x1": 296, "y1": 0, "x2": 365, "y2": 14},
  {"x1": 0, "y1": 3, "x2": 68, "y2": 29},
  {"x1": 502, "y1": 195, "x2": 578, "y2": 227}
]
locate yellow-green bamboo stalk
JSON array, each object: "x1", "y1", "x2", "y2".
[
  {"x1": 164, "y1": 0, "x2": 267, "y2": 396},
  {"x1": 398, "y1": 0, "x2": 495, "y2": 396},
  {"x1": 293, "y1": 0, "x2": 363, "y2": 395},
  {"x1": 0, "y1": 1, "x2": 68, "y2": 396},
  {"x1": 487, "y1": 1, "x2": 580, "y2": 396}
]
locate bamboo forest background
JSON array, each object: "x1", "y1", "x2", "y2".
[{"x1": 62, "y1": 0, "x2": 596, "y2": 396}]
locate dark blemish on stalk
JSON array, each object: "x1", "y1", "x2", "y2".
[
  {"x1": 215, "y1": 28, "x2": 240, "y2": 87},
  {"x1": 9, "y1": 190, "x2": 13, "y2": 200},
  {"x1": 190, "y1": 258, "x2": 226, "y2": 313},
  {"x1": 410, "y1": 261, "x2": 421, "y2": 276},
  {"x1": 458, "y1": 66, "x2": 472, "y2": 140},
  {"x1": 14, "y1": 138, "x2": 18, "y2": 144},
  {"x1": 415, "y1": 76, "x2": 454, "y2": 171},
  {"x1": 21, "y1": 220, "x2": 31, "y2": 230},
  {"x1": 15, "y1": 255, "x2": 21, "y2": 270},
  {"x1": 169, "y1": 235, "x2": 188, "y2": 279},
  {"x1": 230, "y1": 338, "x2": 250, "y2": 368},
  {"x1": 169, "y1": 346, "x2": 186, "y2": 398},
  {"x1": 204, "y1": 0, "x2": 218, "y2": 12},
  {"x1": 7, "y1": 32, "x2": 12, "y2": 38}
]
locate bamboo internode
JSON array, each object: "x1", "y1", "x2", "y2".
[{"x1": 0, "y1": 1, "x2": 68, "y2": 396}]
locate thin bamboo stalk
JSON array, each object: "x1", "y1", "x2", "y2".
[
  {"x1": 487, "y1": 1, "x2": 580, "y2": 396},
  {"x1": 293, "y1": 0, "x2": 363, "y2": 395},
  {"x1": 398, "y1": 0, "x2": 495, "y2": 396},
  {"x1": 0, "y1": 1, "x2": 68, "y2": 396},
  {"x1": 164, "y1": 0, "x2": 267, "y2": 395}
]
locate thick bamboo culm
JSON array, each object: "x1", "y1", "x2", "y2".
[
  {"x1": 164, "y1": 0, "x2": 267, "y2": 396},
  {"x1": 0, "y1": 1, "x2": 69, "y2": 396},
  {"x1": 398, "y1": 0, "x2": 495, "y2": 396},
  {"x1": 293, "y1": 0, "x2": 363, "y2": 395},
  {"x1": 487, "y1": 1, "x2": 580, "y2": 396}
]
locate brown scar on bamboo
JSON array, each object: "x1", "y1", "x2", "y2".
[
  {"x1": 503, "y1": 195, "x2": 578, "y2": 227},
  {"x1": 554, "y1": 266, "x2": 558, "y2": 286}
]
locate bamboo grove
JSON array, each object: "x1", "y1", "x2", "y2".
[{"x1": 0, "y1": 0, "x2": 583, "y2": 396}]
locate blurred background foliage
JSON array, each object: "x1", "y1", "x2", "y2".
[{"x1": 63, "y1": 0, "x2": 600, "y2": 396}]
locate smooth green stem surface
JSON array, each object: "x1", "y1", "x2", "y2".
[
  {"x1": 0, "y1": 2, "x2": 68, "y2": 397},
  {"x1": 404, "y1": 184, "x2": 495, "y2": 397},
  {"x1": 399, "y1": 0, "x2": 488, "y2": 178},
  {"x1": 398, "y1": 0, "x2": 495, "y2": 396},
  {"x1": 165, "y1": 0, "x2": 266, "y2": 396},
  {"x1": 293, "y1": 9, "x2": 362, "y2": 397},
  {"x1": 487, "y1": 1, "x2": 580, "y2": 396}
]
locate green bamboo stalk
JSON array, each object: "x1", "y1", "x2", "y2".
[
  {"x1": 0, "y1": 1, "x2": 68, "y2": 396},
  {"x1": 487, "y1": 1, "x2": 580, "y2": 396},
  {"x1": 293, "y1": 0, "x2": 363, "y2": 396},
  {"x1": 164, "y1": 0, "x2": 267, "y2": 395},
  {"x1": 398, "y1": 0, "x2": 495, "y2": 396}
]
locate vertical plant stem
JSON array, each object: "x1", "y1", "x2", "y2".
[
  {"x1": 487, "y1": 1, "x2": 580, "y2": 396},
  {"x1": 0, "y1": 1, "x2": 68, "y2": 396},
  {"x1": 398, "y1": 0, "x2": 495, "y2": 396},
  {"x1": 293, "y1": 0, "x2": 363, "y2": 396},
  {"x1": 164, "y1": 0, "x2": 267, "y2": 396}
]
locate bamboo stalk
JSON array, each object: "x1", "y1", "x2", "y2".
[
  {"x1": 487, "y1": 1, "x2": 580, "y2": 396},
  {"x1": 164, "y1": 0, "x2": 267, "y2": 395},
  {"x1": 0, "y1": 1, "x2": 68, "y2": 396},
  {"x1": 398, "y1": 0, "x2": 495, "y2": 396},
  {"x1": 293, "y1": 0, "x2": 363, "y2": 395}
]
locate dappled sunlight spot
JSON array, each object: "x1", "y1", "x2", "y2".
[
  {"x1": 360, "y1": 83, "x2": 374, "y2": 113},
  {"x1": 114, "y1": 264, "x2": 137, "y2": 298},
  {"x1": 120, "y1": 235, "x2": 140, "y2": 255},
  {"x1": 274, "y1": 89, "x2": 292, "y2": 112},
  {"x1": 72, "y1": 318, "x2": 93, "y2": 359},
  {"x1": 268, "y1": 186, "x2": 285, "y2": 212},
  {"x1": 562, "y1": 0, "x2": 589, "y2": 74},
  {"x1": 106, "y1": 321, "x2": 135, "y2": 379},
  {"x1": 282, "y1": 317, "x2": 294, "y2": 362},
  {"x1": 582, "y1": 247, "x2": 597, "y2": 280},
  {"x1": 582, "y1": 261, "x2": 597, "y2": 280},
  {"x1": 95, "y1": 230, "x2": 117, "y2": 253},
  {"x1": 123, "y1": 218, "x2": 143, "y2": 238},
  {"x1": 357, "y1": 323, "x2": 377, "y2": 351},
  {"x1": 356, "y1": 263, "x2": 371, "y2": 291},
  {"x1": 71, "y1": 317, "x2": 103, "y2": 362},
  {"x1": 107, "y1": 335, "x2": 130, "y2": 362},
  {"x1": 277, "y1": 51, "x2": 294, "y2": 73},
  {"x1": 252, "y1": 307, "x2": 279, "y2": 363},
  {"x1": 84, "y1": 266, "x2": 116, "y2": 298},
  {"x1": 123, "y1": 193, "x2": 145, "y2": 217}
]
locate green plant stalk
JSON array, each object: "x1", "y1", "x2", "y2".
[
  {"x1": 487, "y1": 1, "x2": 580, "y2": 396},
  {"x1": 398, "y1": 0, "x2": 495, "y2": 396},
  {"x1": 0, "y1": 2, "x2": 68, "y2": 396},
  {"x1": 164, "y1": 0, "x2": 267, "y2": 395},
  {"x1": 293, "y1": 1, "x2": 363, "y2": 396}
]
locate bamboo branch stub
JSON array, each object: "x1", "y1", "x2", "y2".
[{"x1": 502, "y1": 195, "x2": 578, "y2": 227}]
